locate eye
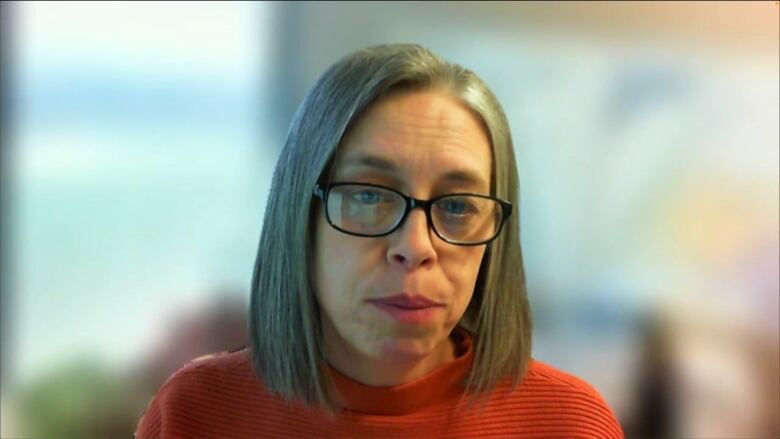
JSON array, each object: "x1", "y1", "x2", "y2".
[
  {"x1": 349, "y1": 188, "x2": 383, "y2": 205},
  {"x1": 437, "y1": 198, "x2": 477, "y2": 215}
]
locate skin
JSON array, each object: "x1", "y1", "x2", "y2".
[{"x1": 313, "y1": 90, "x2": 492, "y2": 387}]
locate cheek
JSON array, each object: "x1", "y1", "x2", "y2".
[
  {"x1": 444, "y1": 247, "x2": 486, "y2": 310},
  {"x1": 314, "y1": 217, "x2": 383, "y2": 312}
]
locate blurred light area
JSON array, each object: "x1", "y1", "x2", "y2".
[
  {"x1": 3, "y1": 2, "x2": 779, "y2": 438},
  {"x1": 16, "y1": 1, "x2": 259, "y2": 79},
  {"x1": 6, "y1": 0, "x2": 272, "y2": 425}
]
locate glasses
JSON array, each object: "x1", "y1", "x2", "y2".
[{"x1": 313, "y1": 182, "x2": 512, "y2": 246}]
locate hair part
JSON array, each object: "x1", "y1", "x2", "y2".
[{"x1": 249, "y1": 43, "x2": 532, "y2": 410}]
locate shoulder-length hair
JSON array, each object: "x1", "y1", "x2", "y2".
[{"x1": 250, "y1": 43, "x2": 531, "y2": 409}]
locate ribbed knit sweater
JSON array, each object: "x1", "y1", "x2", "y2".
[{"x1": 136, "y1": 331, "x2": 623, "y2": 438}]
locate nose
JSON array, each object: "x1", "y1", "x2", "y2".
[{"x1": 387, "y1": 208, "x2": 438, "y2": 270}]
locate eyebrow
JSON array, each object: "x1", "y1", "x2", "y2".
[{"x1": 339, "y1": 153, "x2": 489, "y2": 188}]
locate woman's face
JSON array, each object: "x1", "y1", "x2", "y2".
[{"x1": 313, "y1": 90, "x2": 492, "y2": 385}]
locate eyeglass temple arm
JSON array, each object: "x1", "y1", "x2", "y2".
[
  {"x1": 313, "y1": 184, "x2": 325, "y2": 200},
  {"x1": 504, "y1": 201, "x2": 513, "y2": 217}
]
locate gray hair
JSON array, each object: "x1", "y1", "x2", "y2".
[{"x1": 249, "y1": 43, "x2": 531, "y2": 408}]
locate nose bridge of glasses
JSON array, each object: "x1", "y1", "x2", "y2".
[
  {"x1": 402, "y1": 196, "x2": 434, "y2": 224},
  {"x1": 406, "y1": 195, "x2": 432, "y2": 210},
  {"x1": 396, "y1": 195, "x2": 434, "y2": 234}
]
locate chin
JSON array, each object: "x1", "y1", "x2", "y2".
[{"x1": 375, "y1": 332, "x2": 444, "y2": 362}]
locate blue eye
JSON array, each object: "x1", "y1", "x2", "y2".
[
  {"x1": 439, "y1": 199, "x2": 475, "y2": 215},
  {"x1": 444, "y1": 200, "x2": 466, "y2": 213},
  {"x1": 352, "y1": 189, "x2": 382, "y2": 204}
]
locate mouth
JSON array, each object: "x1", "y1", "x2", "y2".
[{"x1": 367, "y1": 294, "x2": 444, "y2": 324}]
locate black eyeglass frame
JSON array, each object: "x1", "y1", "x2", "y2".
[{"x1": 313, "y1": 182, "x2": 513, "y2": 246}]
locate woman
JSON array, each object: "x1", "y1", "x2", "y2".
[{"x1": 136, "y1": 44, "x2": 623, "y2": 438}]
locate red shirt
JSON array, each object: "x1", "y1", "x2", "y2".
[{"x1": 136, "y1": 331, "x2": 624, "y2": 438}]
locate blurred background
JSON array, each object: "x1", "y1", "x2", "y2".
[{"x1": 1, "y1": 1, "x2": 777, "y2": 438}]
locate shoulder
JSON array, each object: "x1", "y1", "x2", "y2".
[
  {"x1": 524, "y1": 359, "x2": 611, "y2": 400},
  {"x1": 491, "y1": 359, "x2": 624, "y2": 438},
  {"x1": 156, "y1": 348, "x2": 259, "y2": 400},
  {"x1": 135, "y1": 348, "x2": 268, "y2": 438}
]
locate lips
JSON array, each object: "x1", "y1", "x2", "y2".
[
  {"x1": 367, "y1": 294, "x2": 444, "y2": 324},
  {"x1": 369, "y1": 294, "x2": 442, "y2": 309}
]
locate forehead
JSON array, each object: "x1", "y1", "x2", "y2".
[{"x1": 332, "y1": 90, "x2": 492, "y2": 191}]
